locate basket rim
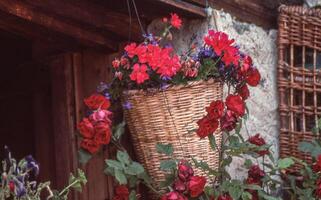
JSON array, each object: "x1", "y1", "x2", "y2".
[
  {"x1": 279, "y1": 5, "x2": 321, "y2": 17},
  {"x1": 122, "y1": 78, "x2": 222, "y2": 97}
]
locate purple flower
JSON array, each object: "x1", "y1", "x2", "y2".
[
  {"x1": 104, "y1": 92, "x2": 111, "y2": 99},
  {"x1": 161, "y1": 76, "x2": 172, "y2": 81},
  {"x1": 122, "y1": 101, "x2": 132, "y2": 110},
  {"x1": 96, "y1": 82, "x2": 110, "y2": 93},
  {"x1": 25, "y1": 155, "x2": 39, "y2": 176},
  {"x1": 14, "y1": 180, "x2": 26, "y2": 197}
]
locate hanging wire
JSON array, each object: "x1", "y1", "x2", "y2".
[
  {"x1": 131, "y1": 0, "x2": 146, "y2": 35},
  {"x1": 126, "y1": 0, "x2": 132, "y2": 42}
]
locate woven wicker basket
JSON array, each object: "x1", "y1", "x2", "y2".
[
  {"x1": 123, "y1": 79, "x2": 223, "y2": 187},
  {"x1": 278, "y1": 6, "x2": 321, "y2": 172}
]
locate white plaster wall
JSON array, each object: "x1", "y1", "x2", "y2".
[{"x1": 148, "y1": 8, "x2": 279, "y2": 179}]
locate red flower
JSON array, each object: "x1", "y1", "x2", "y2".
[
  {"x1": 238, "y1": 84, "x2": 250, "y2": 100},
  {"x1": 241, "y1": 55, "x2": 252, "y2": 74},
  {"x1": 196, "y1": 116, "x2": 219, "y2": 138},
  {"x1": 187, "y1": 176, "x2": 206, "y2": 197},
  {"x1": 115, "y1": 71, "x2": 123, "y2": 80},
  {"x1": 84, "y1": 94, "x2": 110, "y2": 110},
  {"x1": 8, "y1": 181, "x2": 15, "y2": 192},
  {"x1": 178, "y1": 161, "x2": 194, "y2": 182},
  {"x1": 217, "y1": 194, "x2": 233, "y2": 200},
  {"x1": 206, "y1": 100, "x2": 225, "y2": 119},
  {"x1": 248, "y1": 165, "x2": 265, "y2": 180},
  {"x1": 161, "y1": 191, "x2": 187, "y2": 200},
  {"x1": 246, "y1": 68, "x2": 261, "y2": 87},
  {"x1": 170, "y1": 13, "x2": 182, "y2": 29},
  {"x1": 77, "y1": 118, "x2": 95, "y2": 139},
  {"x1": 129, "y1": 64, "x2": 149, "y2": 84},
  {"x1": 89, "y1": 110, "x2": 112, "y2": 125},
  {"x1": 112, "y1": 59, "x2": 120, "y2": 69},
  {"x1": 81, "y1": 139, "x2": 99, "y2": 154},
  {"x1": 225, "y1": 94, "x2": 245, "y2": 117},
  {"x1": 204, "y1": 31, "x2": 235, "y2": 56},
  {"x1": 113, "y1": 185, "x2": 129, "y2": 200},
  {"x1": 315, "y1": 179, "x2": 321, "y2": 198},
  {"x1": 135, "y1": 44, "x2": 148, "y2": 63},
  {"x1": 313, "y1": 155, "x2": 321, "y2": 172},
  {"x1": 124, "y1": 43, "x2": 137, "y2": 58},
  {"x1": 221, "y1": 46, "x2": 240, "y2": 66},
  {"x1": 220, "y1": 110, "x2": 238, "y2": 132},
  {"x1": 173, "y1": 179, "x2": 186, "y2": 193},
  {"x1": 94, "y1": 122, "x2": 111, "y2": 145},
  {"x1": 248, "y1": 134, "x2": 269, "y2": 156}
]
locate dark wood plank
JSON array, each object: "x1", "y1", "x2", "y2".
[
  {"x1": 153, "y1": 0, "x2": 207, "y2": 17},
  {"x1": 0, "y1": 0, "x2": 118, "y2": 50}
]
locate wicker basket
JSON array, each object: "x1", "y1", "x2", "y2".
[
  {"x1": 123, "y1": 79, "x2": 223, "y2": 187},
  {"x1": 278, "y1": 5, "x2": 321, "y2": 172}
]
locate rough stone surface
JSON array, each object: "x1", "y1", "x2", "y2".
[{"x1": 148, "y1": 9, "x2": 279, "y2": 180}]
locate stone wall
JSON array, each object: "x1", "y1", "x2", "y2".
[{"x1": 148, "y1": 8, "x2": 279, "y2": 179}]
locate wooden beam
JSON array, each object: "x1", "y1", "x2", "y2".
[
  {"x1": 0, "y1": 0, "x2": 118, "y2": 50},
  {"x1": 24, "y1": 0, "x2": 143, "y2": 41},
  {"x1": 153, "y1": 0, "x2": 207, "y2": 17}
]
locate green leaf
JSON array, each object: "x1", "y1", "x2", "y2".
[
  {"x1": 115, "y1": 169, "x2": 127, "y2": 184},
  {"x1": 117, "y1": 151, "x2": 130, "y2": 165},
  {"x1": 160, "y1": 173, "x2": 176, "y2": 188},
  {"x1": 277, "y1": 158, "x2": 295, "y2": 169},
  {"x1": 244, "y1": 159, "x2": 253, "y2": 168},
  {"x1": 208, "y1": 134, "x2": 216, "y2": 150},
  {"x1": 113, "y1": 122, "x2": 126, "y2": 140},
  {"x1": 129, "y1": 190, "x2": 137, "y2": 200},
  {"x1": 78, "y1": 149, "x2": 92, "y2": 164},
  {"x1": 244, "y1": 184, "x2": 262, "y2": 190},
  {"x1": 156, "y1": 143, "x2": 174, "y2": 156},
  {"x1": 160, "y1": 160, "x2": 177, "y2": 171},
  {"x1": 242, "y1": 192, "x2": 252, "y2": 200},
  {"x1": 298, "y1": 141, "x2": 321, "y2": 158},
  {"x1": 125, "y1": 162, "x2": 145, "y2": 175},
  {"x1": 104, "y1": 166, "x2": 115, "y2": 176},
  {"x1": 228, "y1": 183, "x2": 242, "y2": 199},
  {"x1": 106, "y1": 159, "x2": 123, "y2": 170}
]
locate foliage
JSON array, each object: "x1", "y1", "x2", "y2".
[{"x1": 0, "y1": 147, "x2": 86, "y2": 200}]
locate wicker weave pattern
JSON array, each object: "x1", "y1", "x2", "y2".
[
  {"x1": 123, "y1": 80, "x2": 222, "y2": 185},
  {"x1": 278, "y1": 6, "x2": 321, "y2": 171}
]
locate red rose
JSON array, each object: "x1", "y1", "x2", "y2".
[
  {"x1": 206, "y1": 100, "x2": 225, "y2": 119},
  {"x1": 173, "y1": 179, "x2": 186, "y2": 193},
  {"x1": 178, "y1": 161, "x2": 194, "y2": 182},
  {"x1": 77, "y1": 118, "x2": 95, "y2": 138},
  {"x1": 81, "y1": 139, "x2": 99, "y2": 154},
  {"x1": 217, "y1": 194, "x2": 233, "y2": 200},
  {"x1": 248, "y1": 134, "x2": 269, "y2": 156},
  {"x1": 84, "y1": 94, "x2": 110, "y2": 110},
  {"x1": 225, "y1": 94, "x2": 245, "y2": 117},
  {"x1": 94, "y1": 122, "x2": 111, "y2": 145},
  {"x1": 316, "y1": 179, "x2": 321, "y2": 198},
  {"x1": 241, "y1": 55, "x2": 252, "y2": 73},
  {"x1": 248, "y1": 165, "x2": 265, "y2": 180},
  {"x1": 196, "y1": 116, "x2": 219, "y2": 138},
  {"x1": 113, "y1": 185, "x2": 129, "y2": 200},
  {"x1": 246, "y1": 68, "x2": 261, "y2": 87},
  {"x1": 161, "y1": 191, "x2": 187, "y2": 200},
  {"x1": 187, "y1": 176, "x2": 206, "y2": 197},
  {"x1": 238, "y1": 84, "x2": 250, "y2": 100},
  {"x1": 89, "y1": 110, "x2": 112, "y2": 125},
  {"x1": 220, "y1": 110, "x2": 238, "y2": 132}
]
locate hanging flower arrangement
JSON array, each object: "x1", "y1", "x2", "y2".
[{"x1": 75, "y1": 13, "x2": 321, "y2": 200}]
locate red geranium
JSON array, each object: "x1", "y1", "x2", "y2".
[
  {"x1": 173, "y1": 179, "x2": 186, "y2": 193},
  {"x1": 196, "y1": 116, "x2": 219, "y2": 138},
  {"x1": 170, "y1": 13, "x2": 182, "y2": 29},
  {"x1": 77, "y1": 118, "x2": 95, "y2": 139},
  {"x1": 84, "y1": 94, "x2": 110, "y2": 110},
  {"x1": 221, "y1": 46, "x2": 240, "y2": 66},
  {"x1": 240, "y1": 55, "x2": 252, "y2": 74},
  {"x1": 246, "y1": 68, "x2": 261, "y2": 87},
  {"x1": 220, "y1": 110, "x2": 238, "y2": 132},
  {"x1": 112, "y1": 59, "x2": 120, "y2": 69},
  {"x1": 248, "y1": 165, "x2": 265, "y2": 180},
  {"x1": 206, "y1": 100, "x2": 225, "y2": 119},
  {"x1": 113, "y1": 185, "x2": 129, "y2": 200},
  {"x1": 124, "y1": 43, "x2": 137, "y2": 58},
  {"x1": 81, "y1": 139, "x2": 99, "y2": 154},
  {"x1": 187, "y1": 176, "x2": 206, "y2": 197},
  {"x1": 94, "y1": 122, "x2": 111, "y2": 145},
  {"x1": 129, "y1": 63, "x2": 149, "y2": 84},
  {"x1": 225, "y1": 94, "x2": 245, "y2": 117},
  {"x1": 248, "y1": 134, "x2": 269, "y2": 156},
  {"x1": 204, "y1": 30, "x2": 235, "y2": 56}
]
